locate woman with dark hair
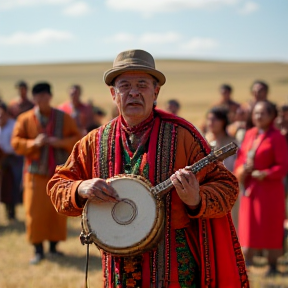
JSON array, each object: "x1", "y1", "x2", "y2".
[
  {"x1": 205, "y1": 107, "x2": 236, "y2": 171},
  {"x1": 234, "y1": 100, "x2": 288, "y2": 275},
  {"x1": 205, "y1": 107, "x2": 239, "y2": 229}
]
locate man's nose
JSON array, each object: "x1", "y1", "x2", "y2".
[{"x1": 129, "y1": 87, "x2": 141, "y2": 97}]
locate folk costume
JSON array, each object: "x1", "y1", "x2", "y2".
[
  {"x1": 11, "y1": 107, "x2": 81, "y2": 244},
  {"x1": 48, "y1": 108, "x2": 249, "y2": 288},
  {"x1": 234, "y1": 125, "x2": 288, "y2": 249}
]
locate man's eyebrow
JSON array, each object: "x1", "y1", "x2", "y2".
[
  {"x1": 138, "y1": 79, "x2": 149, "y2": 84},
  {"x1": 117, "y1": 80, "x2": 129, "y2": 85},
  {"x1": 117, "y1": 79, "x2": 150, "y2": 84}
]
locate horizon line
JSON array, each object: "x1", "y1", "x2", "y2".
[{"x1": 1, "y1": 57, "x2": 288, "y2": 66}]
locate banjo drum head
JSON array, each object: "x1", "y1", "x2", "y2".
[{"x1": 84, "y1": 176, "x2": 160, "y2": 253}]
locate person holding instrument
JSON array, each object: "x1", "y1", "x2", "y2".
[{"x1": 47, "y1": 49, "x2": 249, "y2": 287}]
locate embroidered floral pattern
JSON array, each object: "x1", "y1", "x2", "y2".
[
  {"x1": 175, "y1": 229, "x2": 198, "y2": 288},
  {"x1": 122, "y1": 256, "x2": 143, "y2": 288}
]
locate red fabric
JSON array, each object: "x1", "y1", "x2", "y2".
[
  {"x1": 58, "y1": 101, "x2": 90, "y2": 115},
  {"x1": 145, "y1": 109, "x2": 246, "y2": 287},
  {"x1": 169, "y1": 227, "x2": 181, "y2": 288},
  {"x1": 234, "y1": 126, "x2": 288, "y2": 248},
  {"x1": 156, "y1": 109, "x2": 245, "y2": 288},
  {"x1": 210, "y1": 216, "x2": 240, "y2": 287},
  {"x1": 114, "y1": 117, "x2": 122, "y2": 175}
]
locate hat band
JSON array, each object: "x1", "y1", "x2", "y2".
[{"x1": 114, "y1": 58, "x2": 155, "y2": 69}]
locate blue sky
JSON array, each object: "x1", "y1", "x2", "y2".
[{"x1": 0, "y1": 0, "x2": 287, "y2": 64}]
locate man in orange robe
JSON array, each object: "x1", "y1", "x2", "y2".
[
  {"x1": 11, "y1": 82, "x2": 81, "y2": 264},
  {"x1": 47, "y1": 50, "x2": 249, "y2": 287}
]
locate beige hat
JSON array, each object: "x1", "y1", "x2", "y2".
[{"x1": 104, "y1": 49, "x2": 166, "y2": 86}]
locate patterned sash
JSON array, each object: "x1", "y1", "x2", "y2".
[{"x1": 27, "y1": 108, "x2": 68, "y2": 176}]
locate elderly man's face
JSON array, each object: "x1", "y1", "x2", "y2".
[{"x1": 110, "y1": 72, "x2": 159, "y2": 126}]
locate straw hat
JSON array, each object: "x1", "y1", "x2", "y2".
[{"x1": 104, "y1": 49, "x2": 166, "y2": 86}]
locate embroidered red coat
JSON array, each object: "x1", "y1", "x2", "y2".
[{"x1": 47, "y1": 109, "x2": 249, "y2": 288}]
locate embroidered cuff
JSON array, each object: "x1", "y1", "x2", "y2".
[
  {"x1": 186, "y1": 200, "x2": 202, "y2": 216},
  {"x1": 71, "y1": 180, "x2": 86, "y2": 210}
]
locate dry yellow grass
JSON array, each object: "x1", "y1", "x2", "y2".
[
  {"x1": 1, "y1": 60, "x2": 288, "y2": 127},
  {"x1": 1, "y1": 60, "x2": 288, "y2": 288},
  {"x1": 0, "y1": 204, "x2": 102, "y2": 288},
  {"x1": 2, "y1": 205, "x2": 288, "y2": 288}
]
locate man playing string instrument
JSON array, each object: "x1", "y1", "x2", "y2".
[{"x1": 47, "y1": 49, "x2": 249, "y2": 288}]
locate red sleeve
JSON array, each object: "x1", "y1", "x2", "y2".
[{"x1": 262, "y1": 132, "x2": 288, "y2": 180}]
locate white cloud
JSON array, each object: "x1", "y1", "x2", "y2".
[
  {"x1": 181, "y1": 38, "x2": 219, "y2": 51},
  {"x1": 63, "y1": 1, "x2": 90, "y2": 16},
  {"x1": 0, "y1": 29, "x2": 74, "y2": 45},
  {"x1": 139, "y1": 32, "x2": 181, "y2": 44},
  {"x1": 104, "y1": 33, "x2": 136, "y2": 43},
  {"x1": 104, "y1": 33, "x2": 219, "y2": 56},
  {"x1": 239, "y1": 1, "x2": 259, "y2": 14},
  {"x1": 0, "y1": 0, "x2": 72, "y2": 10},
  {"x1": 106, "y1": 0, "x2": 238, "y2": 15},
  {"x1": 105, "y1": 32, "x2": 182, "y2": 45}
]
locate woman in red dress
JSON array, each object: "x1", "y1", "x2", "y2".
[{"x1": 234, "y1": 100, "x2": 288, "y2": 275}]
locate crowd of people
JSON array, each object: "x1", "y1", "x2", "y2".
[
  {"x1": 201, "y1": 81, "x2": 288, "y2": 276},
  {"x1": 0, "y1": 81, "x2": 106, "y2": 264},
  {"x1": 0, "y1": 50, "x2": 287, "y2": 285}
]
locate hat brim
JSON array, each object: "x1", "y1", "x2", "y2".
[{"x1": 104, "y1": 64, "x2": 166, "y2": 86}]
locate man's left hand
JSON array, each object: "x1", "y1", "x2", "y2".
[{"x1": 170, "y1": 169, "x2": 201, "y2": 208}]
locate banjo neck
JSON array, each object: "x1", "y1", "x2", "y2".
[{"x1": 151, "y1": 142, "x2": 238, "y2": 198}]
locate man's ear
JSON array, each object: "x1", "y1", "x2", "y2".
[
  {"x1": 154, "y1": 86, "x2": 160, "y2": 101},
  {"x1": 110, "y1": 87, "x2": 116, "y2": 101}
]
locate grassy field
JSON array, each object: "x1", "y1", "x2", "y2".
[
  {"x1": 0, "y1": 205, "x2": 102, "y2": 288},
  {"x1": 1, "y1": 204, "x2": 288, "y2": 288},
  {"x1": 1, "y1": 60, "x2": 288, "y2": 287},
  {"x1": 1, "y1": 60, "x2": 288, "y2": 127}
]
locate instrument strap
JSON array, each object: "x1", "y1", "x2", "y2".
[
  {"x1": 80, "y1": 231, "x2": 93, "y2": 288},
  {"x1": 85, "y1": 244, "x2": 90, "y2": 288}
]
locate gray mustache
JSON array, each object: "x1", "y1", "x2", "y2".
[{"x1": 127, "y1": 101, "x2": 143, "y2": 105}]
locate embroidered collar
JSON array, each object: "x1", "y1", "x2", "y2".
[
  {"x1": 120, "y1": 111, "x2": 154, "y2": 156},
  {"x1": 120, "y1": 112, "x2": 154, "y2": 135}
]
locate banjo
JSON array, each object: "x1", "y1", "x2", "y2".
[{"x1": 81, "y1": 142, "x2": 238, "y2": 256}]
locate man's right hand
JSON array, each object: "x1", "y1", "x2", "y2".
[
  {"x1": 33, "y1": 133, "x2": 47, "y2": 148},
  {"x1": 77, "y1": 178, "x2": 120, "y2": 203}
]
